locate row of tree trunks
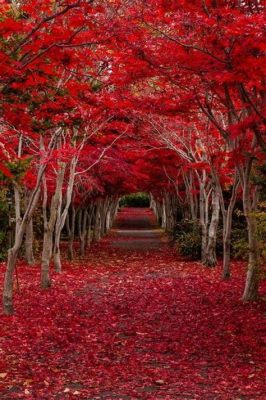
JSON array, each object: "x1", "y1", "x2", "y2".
[
  {"x1": 65, "y1": 196, "x2": 119, "y2": 259},
  {"x1": 2, "y1": 131, "x2": 62, "y2": 314},
  {"x1": 2, "y1": 166, "x2": 45, "y2": 315},
  {"x1": 152, "y1": 193, "x2": 180, "y2": 234},
  {"x1": 152, "y1": 182, "x2": 220, "y2": 268},
  {"x1": 152, "y1": 172, "x2": 260, "y2": 301}
]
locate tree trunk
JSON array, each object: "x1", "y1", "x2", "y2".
[
  {"x1": 41, "y1": 162, "x2": 66, "y2": 289},
  {"x1": 199, "y1": 183, "x2": 208, "y2": 263},
  {"x1": 24, "y1": 185, "x2": 35, "y2": 265},
  {"x1": 25, "y1": 218, "x2": 35, "y2": 265},
  {"x1": 221, "y1": 177, "x2": 240, "y2": 279},
  {"x1": 100, "y1": 197, "x2": 109, "y2": 237},
  {"x1": 204, "y1": 186, "x2": 220, "y2": 267},
  {"x1": 53, "y1": 196, "x2": 63, "y2": 273},
  {"x1": 3, "y1": 178, "x2": 42, "y2": 314},
  {"x1": 3, "y1": 245, "x2": 20, "y2": 315},
  {"x1": 242, "y1": 183, "x2": 259, "y2": 300},
  {"x1": 85, "y1": 205, "x2": 93, "y2": 249},
  {"x1": 78, "y1": 209, "x2": 87, "y2": 257},
  {"x1": 66, "y1": 206, "x2": 76, "y2": 260},
  {"x1": 109, "y1": 197, "x2": 119, "y2": 228},
  {"x1": 222, "y1": 212, "x2": 231, "y2": 279},
  {"x1": 93, "y1": 199, "x2": 102, "y2": 242},
  {"x1": 53, "y1": 156, "x2": 77, "y2": 271},
  {"x1": 161, "y1": 198, "x2": 166, "y2": 229}
]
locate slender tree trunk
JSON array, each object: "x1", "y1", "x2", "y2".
[
  {"x1": 78, "y1": 209, "x2": 87, "y2": 256},
  {"x1": 242, "y1": 211, "x2": 259, "y2": 300},
  {"x1": 204, "y1": 186, "x2": 220, "y2": 267},
  {"x1": 105, "y1": 198, "x2": 112, "y2": 232},
  {"x1": 85, "y1": 205, "x2": 93, "y2": 249},
  {"x1": 53, "y1": 156, "x2": 77, "y2": 271},
  {"x1": 14, "y1": 183, "x2": 22, "y2": 239},
  {"x1": 221, "y1": 177, "x2": 240, "y2": 279},
  {"x1": 161, "y1": 198, "x2": 167, "y2": 229},
  {"x1": 156, "y1": 199, "x2": 163, "y2": 227},
  {"x1": 109, "y1": 197, "x2": 119, "y2": 228},
  {"x1": 93, "y1": 199, "x2": 102, "y2": 242},
  {"x1": 53, "y1": 183, "x2": 64, "y2": 272},
  {"x1": 25, "y1": 217, "x2": 34, "y2": 265},
  {"x1": 101, "y1": 197, "x2": 109, "y2": 237},
  {"x1": 66, "y1": 205, "x2": 76, "y2": 260},
  {"x1": 41, "y1": 162, "x2": 66, "y2": 289},
  {"x1": 199, "y1": 183, "x2": 208, "y2": 263},
  {"x1": 242, "y1": 172, "x2": 259, "y2": 301}
]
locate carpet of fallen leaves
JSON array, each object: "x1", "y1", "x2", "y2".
[{"x1": 0, "y1": 208, "x2": 265, "y2": 400}]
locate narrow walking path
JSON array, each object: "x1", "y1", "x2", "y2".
[
  {"x1": 0, "y1": 208, "x2": 265, "y2": 399},
  {"x1": 111, "y1": 208, "x2": 164, "y2": 251}
]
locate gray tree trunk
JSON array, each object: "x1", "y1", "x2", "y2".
[
  {"x1": 25, "y1": 217, "x2": 34, "y2": 265},
  {"x1": 93, "y1": 199, "x2": 102, "y2": 242},
  {"x1": 242, "y1": 166, "x2": 259, "y2": 301},
  {"x1": 66, "y1": 205, "x2": 76, "y2": 260},
  {"x1": 221, "y1": 176, "x2": 240, "y2": 279},
  {"x1": 78, "y1": 209, "x2": 87, "y2": 256},
  {"x1": 85, "y1": 205, "x2": 93, "y2": 249},
  {"x1": 41, "y1": 162, "x2": 66, "y2": 288},
  {"x1": 53, "y1": 156, "x2": 77, "y2": 271},
  {"x1": 3, "y1": 176, "x2": 42, "y2": 314},
  {"x1": 204, "y1": 186, "x2": 220, "y2": 267}
]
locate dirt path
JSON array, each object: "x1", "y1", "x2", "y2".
[{"x1": 0, "y1": 208, "x2": 265, "y2": 399}]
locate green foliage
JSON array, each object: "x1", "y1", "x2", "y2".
[
  {"x1": 232, "y1": 202, "x2": 266, "y2": 262},
  {"x1": 256, "y1": 205, "x2": 266, "y2": 260},
  {"x1": 0, "y1": 157, "x2": 32, "y2": 183},
  {"x1": 252, "y1": 161, "x2": 266, "y2": 192},
  {"x1": 8, "y1": 158, "x2": 32, "y2": 181},
  {"x1": 120, "y1": 192, "x2": 150, "y2": 208},
  {"x1": 0, "y1": 231, "x2": 7, "y2": 260},
  {"x1": 174, "y1": 220, "x2": 202, "y2": 260}
]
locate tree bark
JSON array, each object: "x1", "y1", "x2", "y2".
[
  {"x1": 53, "y1": 156, "x2": 77, "y2": 271},
  {"x1": 78, "y1": 209, "x2": 87, "y2": 256},
  {"x1": 199, "y1": 182, "x2": 209, "y2": 263},
  {"x1": 161, "y1": 198, "x2": 166, "y2": 229},
  {"x1": 204, "y1": 186, "x2": 220, "y2": 267},
  {"x1": 3, "y1": 130, "x2": 60, "y2": 314},
  {"x1": 93, "y1": 199, "x2": 102, "y2": 242},
  {"x1": 3, "y1": 178, "x2": 42, "y2": 314},
  {"x1": 41, "y1": 162, "x2": 66, "y2": 288},
  {"x1": 66, "y1": 205, "x2": 76, "y2": 260},
  {"x1": 25, "y1": 217, "x2": 35, "y2": 265},
  {"x1": 242, "y1": 167, "x2": 259, "y2": 301},
  {"x1": 221, "y1": 176, "x2": 240, "y2": 279},
  {"x1": 85, "y1": 205, "x2": 93, "y2": 249},
  {"x1": 100, "y1": 197, "x2": 109, "y2": 237}
]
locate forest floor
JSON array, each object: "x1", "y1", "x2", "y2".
[{"x1": 0, "y1": 208, "x2": 265, "y2": 400}]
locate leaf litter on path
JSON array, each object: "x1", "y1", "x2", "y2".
[{"x1": 0, "y1": 208, "x2": 265, "y2": 399}]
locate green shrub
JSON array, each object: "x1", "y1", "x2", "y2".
[
  {"x1": 120, "y1": 192, "x2": 150, "y2": 208},
  {"x1": 174, "y1": 220, "x2": 202, "y2": 259},
  {"x1": 231, "y1": 202, "x2": 266, "y2": 262},
  {"x1": 0, "y1": 231, "x2": 7, "y2": 260}
]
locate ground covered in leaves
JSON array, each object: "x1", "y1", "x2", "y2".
[{"x1": 0, "y1": 208, "x2": 265, "y2": 399}]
